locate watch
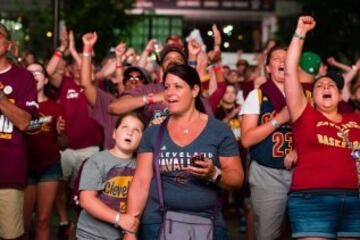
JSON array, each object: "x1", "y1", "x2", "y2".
[
  {"x1": 210, "y1": 166, "x2": 222, "y2": 184},
  {"x1": 270, "y1": 118, "x2": 280, "y2": 128}
]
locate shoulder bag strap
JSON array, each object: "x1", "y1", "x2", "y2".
[{"x1": 153, "y1": 121, "x2": 167, "y2": 213}]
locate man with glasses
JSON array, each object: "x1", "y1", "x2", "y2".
[{"x1": 0, "y1": 23, "x2": 38, "y2": 240}]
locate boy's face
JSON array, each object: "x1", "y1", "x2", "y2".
[{"x1": 113, "y1": 115, "x2": 144, "y2": 154}]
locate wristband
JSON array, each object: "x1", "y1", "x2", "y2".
[
  {"x1": 83, "y1": 46, "x2": 92, "y2": 53},
  {"x1": 147, "y1": 93, "x2": 154, "y2": 105},
  {"x1": 83, "y1": 52, "x2": 91, "y2": 57},
  {"x1": 116, "y1": 64, "x2": 123, "y2": 69},
  {"x1": 188, "y1": 60, "x2": 197, "y2": 66},
  {"x1": 53, "y1": 50, "x2": 63, "y2": 58},
  {"x1": 293, "y1": 32, "x2": 305, "y2": 40},
  {"x1": 270, "y1": 118, "x2": 280, "y2": 128},
  {"x1": 114, "y1": 212, "x2": 120, "y2": 228},
  {"x1": 213, "y1": 65, "x2": 222, "y2": 73}
]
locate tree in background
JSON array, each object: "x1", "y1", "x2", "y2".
[
  {"x1": 277, "y1": 0, "x2": 360, "y2": 64},
  {"x1": 2, "y1": 0, "x2": 136, "y2": 61},
  {"x1": 62, "y1": 0, "x2": 136, "y2": 61}
]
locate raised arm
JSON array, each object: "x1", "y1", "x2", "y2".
[
  {"x1": 327, "y1": 57, "x2": 352, "y2": 72},
  {"x1": 285, "y1": 16, "x2": 316, "y2": 122},
  {"x1": 342, "y1": 58, "x2": 360, "y2": 101},
  {"x1": 108, "y1": 91, "x2": 164, "y2": 115},
  {"x1": 114, "y1": 42, "x2": 126, "y2": 95},
  {"x1": 46, "y1": 29, "x2": 68, "y2": 88},
  {"x1": 68, "y1": 30, "x2": 82, "y2": 67},
  {"x1": 80, "y1": 32, "x2": 97, "y2": 106},
  {"x1": 138, "y1": 39, "x2": 155, "y2": 68}
]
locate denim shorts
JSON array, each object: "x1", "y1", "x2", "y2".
[
  {"x1": 28, "y1": 161, "x2": 63, "y2": 185},
  {"x1": 288, "y1": 190, "x2": 360, "y2": 238}
]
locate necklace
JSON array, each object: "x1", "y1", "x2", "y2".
[{"x1": 174, "y1": 111, "x2": 201, "y2": 134}]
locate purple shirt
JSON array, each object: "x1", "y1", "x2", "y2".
[
  {"x1": 58, "y1": 77, "x2": 102, "y2": 149},
  {"x1": 89, "y1": 88, "x2": 117, "y2": 149},
  {"x1": 125, "y1": 83, "x2": 167, "y2": 122},
  {"x1": 0, "y1": 65, "x2": 37, "y2": 189}
]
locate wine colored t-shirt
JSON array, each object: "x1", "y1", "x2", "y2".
[
  {"x1": 26, "y1": 99, "x2": 63, "y2": 172},
  {"x1": 291, "y1": 103, "x2": 359, "y2": 191},
  {"x1": 0, "y1": 65, "x2": 37, "y2": 189},
  {"x1": 58, "y1": 77, "x2": 102, "y2": 149}
]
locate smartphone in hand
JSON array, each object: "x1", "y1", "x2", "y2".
[{"x1": 190, "y1": 154, "x2": 205, "y2": 168}]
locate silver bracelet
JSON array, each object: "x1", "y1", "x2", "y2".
[
  {"x1": 142, "y1": 95, "x2": 148, "y2": 105},
  {"x1": 114, "y1": 212, "x2": 120, "y2": 228},
  {"x1": 293, "y1": 32, "x2": 305, "y2": 40},
  {"x1": 270, "y1": 118, "x2": 280, "y2": 128}
]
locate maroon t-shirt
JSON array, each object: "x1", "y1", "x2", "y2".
[
  {"x1": 26, "y1": 100, "x2": 62, "y2": 172},
  {"x1": 291, "y1": 103, "x2": 359, "y2": 191},
  {"x1": 0, "y1": 65, "x2": 37, "y2": 189},
  {"x1": 58, "y1": 77, "x2": 102, "y2": 149}
]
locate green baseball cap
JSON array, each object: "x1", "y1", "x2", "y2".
[{"x1": 300, "y1": 51, "x2": 321, "y2": 76}]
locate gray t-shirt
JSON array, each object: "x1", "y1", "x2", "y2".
[
  {"x1": 138, "y1": 116, "x2": 239, "y2": 226},
  {"x1": 76, "y1": 150, "x2": 136, "y2": 240}
]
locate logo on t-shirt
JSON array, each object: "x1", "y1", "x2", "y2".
[
  {"x1": 26, "y1": 101, "x2": 39, "y2": 109},
  {"x1": 27, "y1": 114, "x2": 53, "y2": 135},
  {"x1": 99, "y1": 166, "x2": 135, "y2": 213},
  {"x1": 0, "y1": 114, "x2": 13, "y2": 139},
  {"x1": 316, "y1": 121, "x2": 360, "y2": 149},
  {"x1": 66, "y1": 89, "x2": 79, "y2": 99},
  {"x1": 159, "y1": 151, "x2": 214, "y2": 173}
]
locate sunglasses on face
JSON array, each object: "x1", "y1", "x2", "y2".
[
  {"x1": 125, "y1": 75, "x2": 144, "y2": 82},
  {"x1": 30, "y1": 71, "x2": 45, "y2": 77}
]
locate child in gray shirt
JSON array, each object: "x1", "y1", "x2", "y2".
[{"x1": 76, "y1": 112, "x2": 145, "y2": 240}]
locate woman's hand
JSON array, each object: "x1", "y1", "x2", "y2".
[
  {"x1": 56, "y1": 116, "x2": 66, "y2": 135},
  {"x1": 188, "y1": 39, "x2": 202, "y2": 58},
  {"x1": 119, "y1": 213, "x2": 140, "y2": 234},
  {"x1": 115, "y1": 42, "x2": 126, "y2": 60},
  {"x1": 212, "y1": 24, "x2": 221, "y2": 51},
  {"x1": 296, "y1": 16, "x2": 316, "y2": 36},
  {"x1": 82, "y1": 32, "x2": 97, "y2": 48},
  {"x1": 187, "y1": 158, "x2": 216, "y2": 181},
  {"x1": 284, "y1": 149, "x2": 298, "y2": 170}
]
